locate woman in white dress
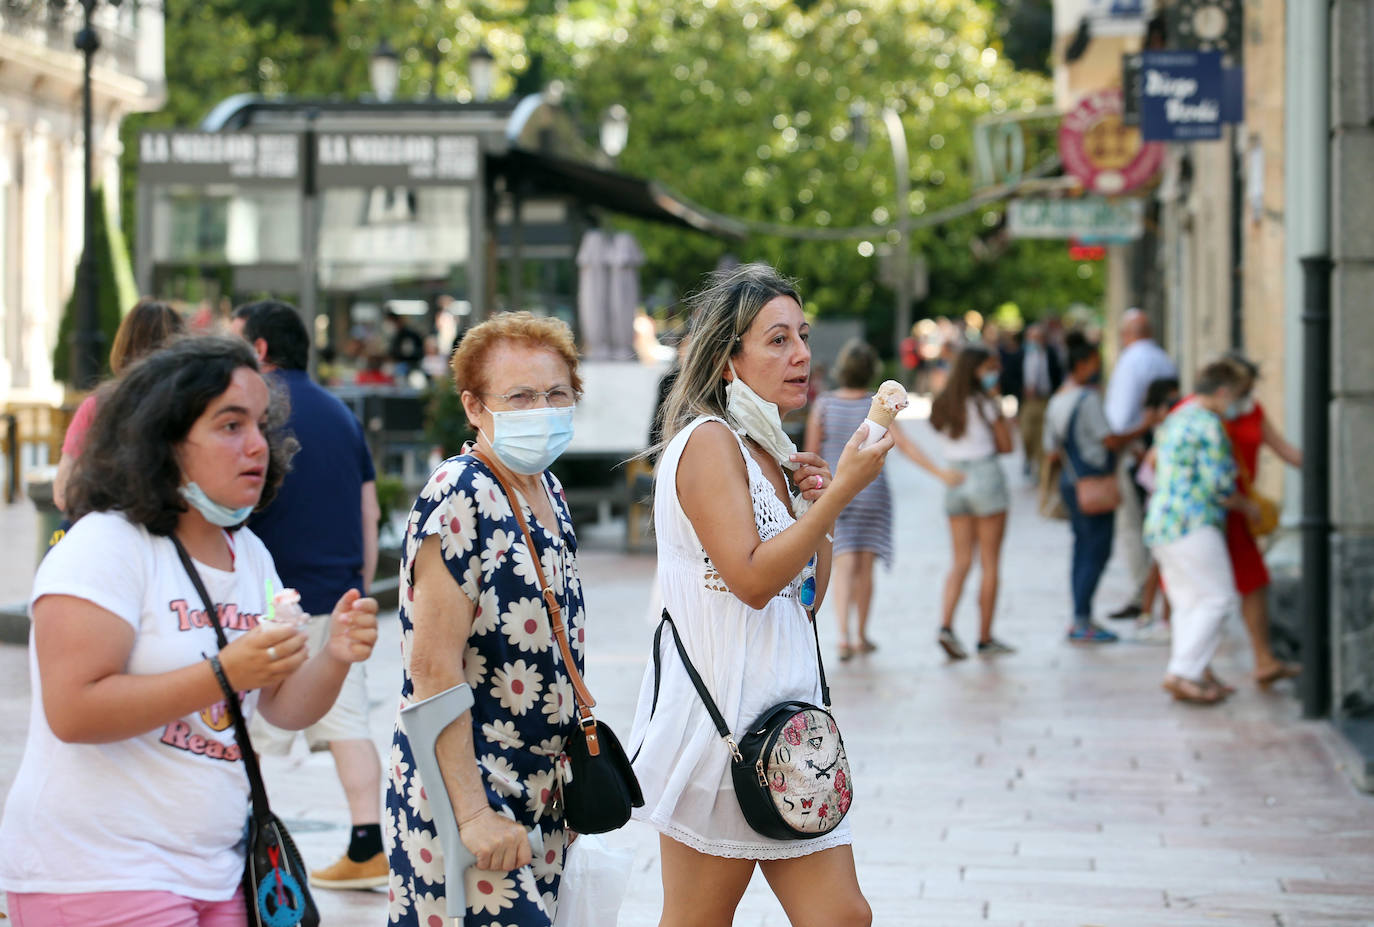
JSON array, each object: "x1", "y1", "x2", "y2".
[{"x1": 629, "y1": 264, "x2": 893, "y2": 927}]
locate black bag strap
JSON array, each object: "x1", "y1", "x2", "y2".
[
  {"x1": 170, "y1": 534, "x2": 274, "y2": 822},
  {"x1": 644, "y1": 603, "x2": 832, "y2": 764}
]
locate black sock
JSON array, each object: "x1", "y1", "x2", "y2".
[{"x1": 346, "y1": 823, "x2": 383, "y2": 862}]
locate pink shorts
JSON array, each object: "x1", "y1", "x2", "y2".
[{"x1": 6, "y1": 888, "x2": 246, "y2": 927}]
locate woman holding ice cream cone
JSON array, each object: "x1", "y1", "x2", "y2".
[
  {"x1": 928, "y1": 344, "x2": 1015, "y2": 659},
  {"x1": 804, "y1": 339, "x2": 966, "y2": 660},
  {"x1": 629, "y1": 264, "x2": 890, "y2": 927}
]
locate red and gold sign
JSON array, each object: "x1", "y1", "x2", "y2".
[{"x1": 1059, "y1": 88, "x2": 1165, "y2": 196}]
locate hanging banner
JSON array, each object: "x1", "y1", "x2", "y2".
[
  {"x1": 1058, "y1": 88, "x2": 1165, "y2": 195},
  {"x1": 1008, "y1": 197, "x2": 1144, "y2": 242},
  {"x1": 1140, "y1": 50, "x2": 1225, "y2": 142}
]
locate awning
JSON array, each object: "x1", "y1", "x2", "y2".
[{"x1": 487, "y1": 148, "x2": 746, "y2": 240}]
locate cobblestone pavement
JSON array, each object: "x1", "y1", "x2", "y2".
[{"x1": 2, "y1": 418, "x2": 1372, "y2": 926}]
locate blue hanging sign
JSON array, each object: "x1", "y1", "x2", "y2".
[{"x1": 1140, "y1": 50, "x2": 1225, "y2": 142}]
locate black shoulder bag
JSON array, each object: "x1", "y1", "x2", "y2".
[
  {"x1": 171, "y1": 536, "x2": 319, "y2": 927},
  {"x1": 470, "y1": 451, "x2": 644, "y2": 834},
  {"x1": 650, "y1": 608, "x2": 853, "y2": 840}
]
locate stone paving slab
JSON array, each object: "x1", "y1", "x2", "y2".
[{"x1": 2, "y1": 421, "x2": 1373, "y2": 925}]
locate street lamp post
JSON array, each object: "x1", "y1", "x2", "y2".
[
  {"x1": 71, "y1": 0, "x2": 113, "y2": 390},
  {"x1": 879, "y1": 107, "x2": 913, "y2": 355}
]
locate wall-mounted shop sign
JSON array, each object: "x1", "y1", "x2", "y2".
[
  {"x1": 1168, "y1": 0, "x2": 1244, "y2": 66},
  {"x1": 1007, "y1": 197, "x2": 1144, "y2": 242},
  {"x1": 315, "y1": 133, "x2": 480, "y2": 186},
  {"x1": 1140, "y1": 50, "x2": 1225, "y2": 141},
  {"x1": 138, "y1": 132, "x2": 301, "y2": 183},
  {"x1": 1059, "y1": 88, "x2": 1165, "y2": 195}
]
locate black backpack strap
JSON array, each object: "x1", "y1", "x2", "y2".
[{"x1": 170, "y1": 534, "x2": 274, "y2": 821}]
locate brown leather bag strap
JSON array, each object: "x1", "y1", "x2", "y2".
[{"x1": 469, "y1": 450, "x2": 601, "y2": 755}]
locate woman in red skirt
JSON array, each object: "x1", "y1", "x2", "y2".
[{"x1": 1223, "y1": 354, "x2": 1303, "y2": 687}]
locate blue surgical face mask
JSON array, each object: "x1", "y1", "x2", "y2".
[
  {"x1": 980, "y1": 371, "x2": 1000, "y2": 391},
  {"x1": 483, "y1": 406, "x2": 575, "y2": 475},
  {"x1": 179, "y1": 481, "x2": 254, "y2": 527}
]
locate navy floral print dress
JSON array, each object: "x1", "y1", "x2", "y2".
[{"x1": 385, "y1": 453, "x2": 585, "y2": 926}]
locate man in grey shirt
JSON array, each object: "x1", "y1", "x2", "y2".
[{"x1": 1102, "y1": 310, "x2": 1177, "y2": 616}]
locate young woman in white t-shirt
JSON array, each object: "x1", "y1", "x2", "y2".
[
  {"x1": 927, "y1": 343, "x2": 1014, "y2": 660},
  {"x1": 0, "y1": 336, "x2": 379, "y2": 926}
]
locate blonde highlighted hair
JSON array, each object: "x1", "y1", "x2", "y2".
[{"x1": 653, "y1": 263, "x2": 801, "y2": 453}]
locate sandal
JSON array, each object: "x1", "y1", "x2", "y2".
[
  {"x1": 1162, "y1": 675, "x2": 1226, "y2": 705},
  {"x1": 857, "y1": 638, "x2": 878, "y2": 654},
  {"x1": 838, "y1": 643, "x2": 854, "y2": 662},
  {"x1": 1203, "y1": 668, "x2": 1237, "y2": 696},
  {"x1": 1254, "y1": 661, "x2": 1301, "y2": 688}
]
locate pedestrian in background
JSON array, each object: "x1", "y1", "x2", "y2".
[
  {"x1": 1199, "y1": 353, "x2": 1302, "y2": 688},
  {"x1": 1145, "y1": 360, "x2": 1258, "y2": 703},
  {"x1": 630, "y1": 264, "x2": 888, "y2": 927},
  {"x1": 52, "y1": 298, "x2": 184, "y2": 512},
  {"x1": 1127, "y1": 376, "x2": 1181, "y2": 644},
  {"x1": 387, "y1": 311, "x2": 588, "y2": 926},
  {"x1": 0, "y1": 336, "x2": 378, "y2": 925},
  {"x1": 928, "y1": 344, "x2": 1015, "y2": 659},
  {"x1": 803, "y1": 338, "x2": 965, "y2": 660},
  {"x1": 1103, "y1": 309, "x2": 1178, "y2": 619},
  {"x1": 229, "y1": 300, "x2": 387, "y2": 890},
  {"x1": 1017, "y1": 323, "x2": 1062, "y2": 481},
  {"x1": 1045, "y1": 334, "x2": 1157, "y2": 644}
]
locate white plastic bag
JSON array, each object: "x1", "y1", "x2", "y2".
[{"x1": 552, "y1": 833, "x2": 635, "y2": 927}]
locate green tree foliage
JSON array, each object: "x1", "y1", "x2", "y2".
[
  {"x1": 125, "y1": 0, "x2": 1102, "y2": 350},
  {"x1": 550, "y1": 0, "x2": 1101, "y2": 340},
  {"x1": 53, "y1": 186, "x2": 137, "y2": 386}
]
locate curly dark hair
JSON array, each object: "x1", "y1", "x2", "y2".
[{"x1": 65, "y1": 335, "x2": 297, "y2": 536}]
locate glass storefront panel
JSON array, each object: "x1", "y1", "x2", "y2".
[
  {"x1": 150, "y1": 184, "x2": 301, "y2": 265},
  {"x1": 316, "y1": 186, "x2": 473, "y2": 388}
]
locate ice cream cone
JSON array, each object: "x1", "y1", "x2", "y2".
[{"x1": 861, "y1": 380, "x2": 908, "y2": 447}]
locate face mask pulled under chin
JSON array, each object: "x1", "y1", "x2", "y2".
[
  {"x1": 725, "y1": 359, "x2": 799, "y2": 472},
  {"x1": 481, "y1": 406, "x2": 575, "y2": 475},
  {"x1": 179, "y1": 481, "x2": 254, "y2": 528}
]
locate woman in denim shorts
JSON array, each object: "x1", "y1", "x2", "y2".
[{"x1": 928, "y1": 344, "x2": 1014, "y2": 659}]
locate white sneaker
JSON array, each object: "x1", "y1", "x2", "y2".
[{"x1": 1133, "y1": 619, "x2": 1172, "y2": 645}]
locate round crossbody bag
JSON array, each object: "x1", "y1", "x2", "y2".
[{"x1": 646, "y1": 609, "x2": 852, "y2": 840}]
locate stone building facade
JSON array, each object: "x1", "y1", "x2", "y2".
[{"x1": 0, "y1": 2, "x2": 164, "y2": 408}]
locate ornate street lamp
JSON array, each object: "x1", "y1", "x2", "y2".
[
  {"x1": 370, "y1": 38, "x2": 401, "y2": 102},
  {"x1": 600, "y1": 104, "x2": 629, "y2": 159},
  {"x1": 467, "y1": 44, "x2": 494, "y2": 102},
  {"x1": 71, "y1": 0, "x2": 121, "y2": 390}
]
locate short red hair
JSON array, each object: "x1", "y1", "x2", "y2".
[{"x1": 450, "y1": 311, "x2": 583, "y2": 397}]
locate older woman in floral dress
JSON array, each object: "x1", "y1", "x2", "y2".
[{"x1": 385, "y1": 312, "x2": 586, "y2": 926}]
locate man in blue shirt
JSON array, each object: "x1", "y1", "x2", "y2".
[{"x1": 231, "y1": 300, "x2": 386, "y2": 889}]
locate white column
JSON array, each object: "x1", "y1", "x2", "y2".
[
  {"x1": 19, "y1": 128, "x2": 52, "y2": 395},
  {"x1": 0, "y1": 129, "x2": 11, "y2": 393}
]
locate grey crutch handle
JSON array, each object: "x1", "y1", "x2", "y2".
[{"x1": 401, "y1": 684, "x2": 543, "y2": 923}]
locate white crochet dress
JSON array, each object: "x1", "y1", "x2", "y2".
[{"x1": 627, "y1": 416, "x2": 853, "y2": 860}]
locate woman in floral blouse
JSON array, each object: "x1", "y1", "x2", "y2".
[
  {"x1": 385, "y1": 312, "x2": 586, "y2": 926},
  {"x1": 1144, "y1": 360, "x2": 1259, "y2": 704}
]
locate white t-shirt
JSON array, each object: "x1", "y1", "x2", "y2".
[
  {"x1": 932, "y1": 396, "x2": 1002, "y2": 461},
  {"x1": 0, "y1": 511, "x2": 281, "y2": 900}
]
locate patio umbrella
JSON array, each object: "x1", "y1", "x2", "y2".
[
  {"x1": 576, "y1": 230, "x2": 612, "y2": 360},
  {"x1": 607, "y1": 232, "x2": 645, "y2": 361}
]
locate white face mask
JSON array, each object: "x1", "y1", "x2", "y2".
[
  {"x1": 179, "y1": 481, "x2": 254, "y2": 527},
  {"x1": 725, "y1": 359, "x2": 799, "y2": 472},
  {"x1": 481, "y1": 406, "x2": 575, "y2": 475}
]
